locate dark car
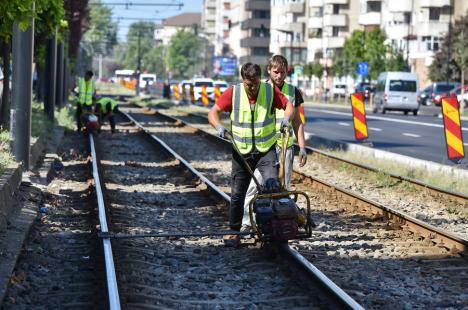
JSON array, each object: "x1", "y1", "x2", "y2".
[
  {"x1": 355, "y1": 82, "x2": 374, "y2": 101},
  {"x1": 417, "y1": 85, "x2": 432, "y2": 105},
  {"x1": 424, "y1": 82, "x2": 459, "y2": 106}
]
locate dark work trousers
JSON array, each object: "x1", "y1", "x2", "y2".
[
  {"x1": 230, "y1": 147, "x2": 278, "y2": 230},
  {"x1": 98, "y1": 104, "x2": 118, "y2": 133},
  {"x1": 76, "y1": 103, "x2": 93, "y2": 131}
]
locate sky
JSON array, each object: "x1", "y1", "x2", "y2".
[{"x1": 100, "y1": 0, "x2": 203, "y2": 41}]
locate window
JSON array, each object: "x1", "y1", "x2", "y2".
[
  {"x1": 332, "y1": 27, "x2": 339, "y2": 37},
  {"x1": 252, "y1": 10, "x2": 270, "y2": 19},
  {"x1": 389, "y1": 80, "x2": 416, "y2": 92},
  {"x1": 253, "y1": 28, "x2": 270, "y2": 37},
  {"x1": 333, "y1": 4, "x2": 340, "y2": 14},
  {"x1": 429, "y1": 7, "x2": 441, "y2": 21},
  {"x1": 252, "y1": 47, "x2": 269, "y2": 56},
  {"x1": 367, "y1": 1, "x2": 381, "y2": 13},
  {"x1": 423, "y1": 36, "x2": 441, "y2": 51},
  {"x1": 404, "y1": 12, "x2": 411, "y2": 24}
]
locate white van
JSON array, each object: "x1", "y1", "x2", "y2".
[
  {"x1": 373, "y1": 72, "x2": 419, "y2": 115},
  {"x1": 193, "y1": 78, "x2": 214, "y2": 101},
  {"x1": 139, "y1": 73, "x2": 156, "y2": 90}
]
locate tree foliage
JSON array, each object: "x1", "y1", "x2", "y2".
[
  {"x1": 64, "y1": 0, "x2": 90, "y2": 59},
  {"x1": 429, "y1": 13, "x2": 468, "y2": 82},
  {"x1": 332, "y1": 29, "x2": 407, "y2": 80},
  {"x1": 83, "y1": 0, "x2": 117, "y2": 56},
  {"x1": 303, "y1": 61, "x2": 323, "y2": 79},
  {"x1": 120, "y1": 22, "x2": 155, "y2": 71},
  {"x1": 165, "y1": 29, "x2": 203, "y2": 79}
]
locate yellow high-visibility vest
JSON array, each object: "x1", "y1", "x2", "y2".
[
  {"x1": 96, "y1": 97, "x2": 117, "y2": 113},
  {"x1": 275, "y1": 82, "x2": 296, "y2": 148},
  {"x1": 230, "y1": 82, "x2": 276, "y2": 154},
  {"x1": 78, "y1": 78, "x2": 95, "y2": 106}
]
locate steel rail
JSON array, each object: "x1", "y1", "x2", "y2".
[
  {"x1": 158, "y1": 107, "x2": 468, "y2": 204},
  {"x1": 143, "y1": 108, "x2": 467, "y2": 253},
  {"x1": 89, "y1": 134, "x2": 121, "y2": 310},
  {"x1": 121, "y1": 111, "x2": 365, "y2": 310}
]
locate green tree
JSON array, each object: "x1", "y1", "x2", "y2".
[
  {"x1": 453, "y1": 28, "x2": 468, "y2": 112},
  {"x1": 165, "y1": 29, "x2": 202, "y2": 79},
  {"x1": 143, "y1": 45, "x2": 166, "y2": 77},
  {"x1": 120, "y1": 22, "x2": 155, "y2": 71},
  {"x1": 304, "y1": 61, "x2": 324, "y2": 79},
  {"x1": 82, "y1": 0, "x2": 117, "y2": 56},
  {"x1": 385, "y1": 48, "x2": 408, "y2": 72},
  {"x1": 429, "y1": 13, "x2": 468, "y2": 83}
]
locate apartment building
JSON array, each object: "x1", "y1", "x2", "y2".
[
  {"x1": 270, "y1": 0, "x2": 308, "y2": 64},
  {"x1": 154, "y1": 13, "x2": 201, "y2": 46},
  {"x1": 202, "y1": 0, "x2": 217, "y2": 42},
  {"x1": 214, "y1": 0, "x2": 232, "y2": 56},
  {"x1": 227, "y1": 0, "x2": 271, "y2": 66}
]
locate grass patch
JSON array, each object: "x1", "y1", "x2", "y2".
[
  {"x1": 329, "y1": 149, "x2": 468, "y2": 195},
  {"x1": 31, "y1": 101, "x2": 53, "y2": 138},
  {"x1": 0, "y1": 130, "x2": 14, "y2": 174},
  {"x1": 55, "y1": 104, "x2": 75, "y2": 130},
  {"x1": 96, "y1": 82, "x2": 135, "y2": 96}
]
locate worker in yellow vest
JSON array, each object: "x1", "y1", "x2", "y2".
[
  {"x1": 95, "y1": 97, "x2": 119, "y2": 134},
  {"x1": 208, "y1": 62, "x2": 294, "y2": 247},
  {"x1": 75, "y1": 71, "x2": 96, "y2": 131},
  {"x1": 241, "y1": 55, "x2": 307, "y2": 229}
]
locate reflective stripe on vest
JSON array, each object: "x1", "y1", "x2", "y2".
[
  {"x1": 230, "y1": 82, "x2": 276, "y2": 154},
  {"x1": 97, "y1": 98, "x2": 117, "y2": 113},
  {"x1": 78, "y1": 78, "x2": 94, "y2": 106},
  {"x1": 276, "y1": 82, "x2": 296, "y2": 148}
]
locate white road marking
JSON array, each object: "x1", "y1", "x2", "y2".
[
  {"x1": 338, "y1": 122, "x2": 350, "y2": 126},
  {"x1": 369, "y1": 127, "x2": 382, "y2": 132},
  {"x1": 402, "y1": 133, "x2": 421, "y2": 138},
  {"x1": 308, "y1": 108, "x2": 468, "y2": 132},
  {"x1": 464, "y1": 143, "x2": 468, "y2": 146}
]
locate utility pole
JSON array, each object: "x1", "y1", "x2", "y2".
[
  {"x1": 136, "y1": 30, "x2": 141, "y2": 96},
  {"x1": 56, "y1": 42, "x2": 64, "y2": 107},
  {"x1": 44, "y1": 28, "x2": 57, "y2": 121},
  {"x1": 10, "y1": 2, "x2": 34, "y2": 170}
]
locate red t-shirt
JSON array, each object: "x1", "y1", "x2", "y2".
[{"x1": 215, "y1": 84, "x2": 289, "y2": 112}]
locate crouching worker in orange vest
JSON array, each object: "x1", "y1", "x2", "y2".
[{"x1": 95, "y1": 97, "x2": 119, "y2": 134}]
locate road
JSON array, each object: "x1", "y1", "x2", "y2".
[{"x1": 303, "y1": 103, "x2": 468, "y2": 166}]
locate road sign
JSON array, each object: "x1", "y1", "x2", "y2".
[
  {"x1": 350, "y1": 92, "x2": 369, "y2": 140},
  {"x1": 294, "y1": 65, "x2": 303, "y2": 75},
  {"x1": 357, "y1": 62, "x2": 368, "y2": 76},
  {"x1": 441, "y1": 97, "x2": 465, "y2": 161}
]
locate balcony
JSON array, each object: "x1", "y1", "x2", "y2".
[
  {"x1": 205, "y1": 0, "x2": 216, "y2": 8},
  {"x1": 239, "y1": 55, "x2": 268, "y2": 65},
  {"x1": 386, "y1": 24, "x2": 410, "y2": 39},
  {"x1": 241, "y1": 18, "x2": 270, "y2": 30},
  {"x1": 309, "y1": 0, "x2": 323, "y2": 6},
  {"x1": 284, "y1": 1, "x2": 305, "y2": 13},
  {"x1": 419, "y1": 0, "x2": 450, "y2": 7},
  {"x1": 274, "y1": 22, "x2": 304, "y2": 34},
  {"x1": 245, "y1": 0, "x2": 270, "y2": 11},
  {"x1": 358, "y1": 12, "x2": 381, "y2": 26},
  {"x1": 275, "y1": 40, "x2": 307, "y2": 49},
  {"x1": 417, "y1": 21, "x2": 449, "y2": 36},
  {"x1": 323, "y1": 36, "x2": 345, "y2": 48},
  {"x1": 387, "y1": 1, "x2": 412, "y2": 12},
  {"x1": 323, "y1": 14, "x2": 347, "y2": 27},
  {"x1": 240, "y1": 37, "x2": 270, "y2": 48},
  {"x1": 324, "y1": 0, "x2": 348, "y2": 4},
  {"x1": 308, "y1": 16, "x2": 323, "y2": 28}
]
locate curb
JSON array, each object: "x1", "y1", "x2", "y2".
[{"x1": 0, "y1": 127, "x2": 65, "y2": 306}]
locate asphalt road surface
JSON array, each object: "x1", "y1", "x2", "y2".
[{"x1": 303, "y1": 103, "x2": 468, "y2": 166}]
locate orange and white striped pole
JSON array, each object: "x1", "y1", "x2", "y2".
[
  {"x1": 201, "y1": 84, "x2": 209, "y2": 106},
  {"x1": 297, "y1": 103, "x2": 305, "y2": 124},
  {"x1": 214, "y1": 85, "x2": 221, "y2": 104},
  {"x1": 350, "y1": 92, "x2": 368, "y2": 140},
  {"x1": 181, "y1": 84, "x2": 187, "y2": 102},
  {"x1": 441, "y1": 97, "x2": 465, "y2": 161},
  {"x1": 173, "y1": 84, "x2": 180, "y2": 101},
  {"x1": 190, "y1": 84, "x2": 195, "y2": 104}
]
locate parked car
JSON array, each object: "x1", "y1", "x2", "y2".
[
  {"x1": 139, "y1": 73, "x2": 157, "y2": 90},
  {"x1": 373, "y1": 72, "x2": 419, "y2": 115},
  {"x1": 417, "y1": 85, "x2": 432, "y2": 106},
  {"x1": 425, "y1": 82, "x2": 459, "y2": 106},
  {"x1": 192, "y1": 78, "x2": 214, "y2": 101},
  {"x1": 355, "y1": 82, "x2": 374, "y2": 101},
  {"x1": 213, "y1": 80, "x2": 228, "y2": 93},
  {"x1": 330, "y1": 83, "x2": 347, "y2": 98},
  {"x1": 439, "y1": 85, "x2": 468, "y2": 108}
]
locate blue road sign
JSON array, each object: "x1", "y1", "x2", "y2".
[
  {"x1": 213, "y1": 57, "x2": 237, "y2": 76},
  {"x1": 357, "y1": 61, "x2": 368, "y2": 76}
]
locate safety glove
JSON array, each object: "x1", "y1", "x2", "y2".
[
  {"x1": 280, "y1": 118, "x2": 290, "y2": 133},
  {"x1": 299, "y1": 148, "x2": 307, "y2": 167},
  {"x1": 215, "y1": 124, "x2": 227, "y2": 139}
]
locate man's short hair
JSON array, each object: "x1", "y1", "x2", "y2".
[
  {"x1": 85, "y1": 70, "x2": 94, "y2": 77},
  {"x1": 240, "y1": 63, "x2": 261, "y2": 80},
  {"x1": 268, "y1": 54, "x2": 288, "y2": 71}
]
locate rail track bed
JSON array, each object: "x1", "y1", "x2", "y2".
[
  {"x1": 96, "y1": 118, "x2": 343, "y2": 308},
  {"x1": 124, "y1": 104, "x2": 468, "y2": 309},
  {"x1": 2, "y1": 131, "x2": 106, "y2": 309}
]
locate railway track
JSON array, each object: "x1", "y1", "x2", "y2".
[{"x1": 121, "y1": 104, "x2": 468, "y2": 309}]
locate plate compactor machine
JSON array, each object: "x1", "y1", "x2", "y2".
[{"x1": 229, "y1": 129, "x2": 313, "y2": 244}]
